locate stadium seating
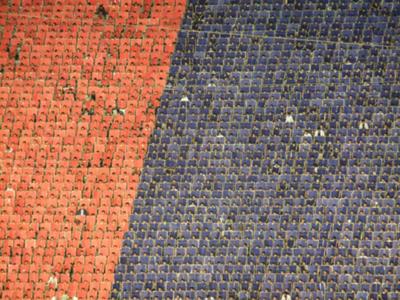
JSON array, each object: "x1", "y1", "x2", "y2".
[
  {"x1": 0, "y1": 0, "x2": 186, "y2": 299},
  {"x1": 112, "y1": 0, "x2": 400, "y2": 299}
]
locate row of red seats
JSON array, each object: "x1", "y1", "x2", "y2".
[{"x1": 1, "y1": 281, "x2": 112, "y2": 299}]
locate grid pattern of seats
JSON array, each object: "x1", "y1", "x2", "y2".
[
  {"x1": 113, "y1": 0, "x2": 400, "y2": 299},
  {"x1": 0, "y1": 0, "x2": 186, "y2": 299}
]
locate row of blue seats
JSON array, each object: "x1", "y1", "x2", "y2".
[
  {"x1": 130, "y1": 199, "x2": 399, "y2": 209},
  {"x1": 111, "y1": 292, "x2": 397, "y2": 300},
  {"x1": 166, "y1": 85, "x2": 399, "y2": 96},
  {"x1": 119, "y1": 237, "x2": 396, "y2": 250},
  {"x1": 127, "y1": 211, "x2": 400, "y2": 225},
  {"x1": 172, "y1": 53, "x2": 399, "y2": 67},
  {"x1": 200, "y1": 2, "x2": 398, "y2": 12},
  {"x1": 163, "y1": 101, "x2": 398, "y2": 114},
  {"x1": 112, "y1": 280, "x2": 398, "y2": 292},
  {"x1": 177, "y1": 34, "x2": 400, "y2": 52}
]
